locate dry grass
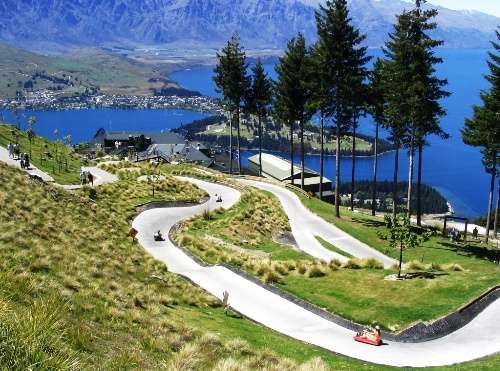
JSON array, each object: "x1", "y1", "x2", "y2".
[{"x1": 0, "y1": 162, "x2": 335, "y2": 369}]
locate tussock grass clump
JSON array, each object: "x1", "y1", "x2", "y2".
[
  {"x1": 264, "y1": 270, "x2": 283, "y2": 284},
  {"x1": 407, "y1": 260, "x2": 426, "y2": 271},
  {"x1": 430, "y1": 263, "x2": 443, "y2": 271},
  {"x1": 341, "y1": 259, "x2": 363, "y2": 269},
  {"x1": 362, "y1": 258, "x2": 384, "y2": 270},
  {"x1": 306, "y1": 265, "x2": 326, "y2": 278},
  {"x1": 444, "y1": 263, "x2": 465, "y2": 272}
]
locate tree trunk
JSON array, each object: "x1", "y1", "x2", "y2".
[
  {"x1": 300, "y1": 118, "x2": 305, "y2": 190},
  {"x1": 236, "y1": 107, "x2": 242, "y2": 175},
  {"x1": 392, "y1": 144, "x2": 400, "y2": 221},
  {"x1": 258, "y1": 114, "x2": 262, "y2": 177},
  {"x1": 398, "y1": 242, "x2": 404, "y2": 279},
  {"x1": 350, "y1": 117, "x2": 357, "y2": 212},
  {"x1": 371, "y1": 121, "x2": 379, "y2": 216},
  {"x1": 290, "y1": 121, "x2": 294, "y2": 186},
  {"x1": 485, "y1": 168, "x2": 496, "y2": 243},
  {"x1": 229, "y1": 112, "x2": 233, "y2": 175},
  {"x1": 416, "y1": 142, "x2": 423, "y2": 226},
  {"x1": 494, "y1": 178, "x2": 499, "y2": 238},
  {"x1": 319, "y1": 112, "x2": 324, "y2": 200},
  {"x1": 406, "y1": 128, "x2": 416, "y2": 218},
  {"x1": 335, "y1": 125, "x2": 341, "y2": 218}
]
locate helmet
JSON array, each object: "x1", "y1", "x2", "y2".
[{"x1": 375, "y1": 325, "x2": 380, "y2": 330}]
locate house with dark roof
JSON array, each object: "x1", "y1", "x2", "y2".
[
  {"x1": 90, "y1": 128, "x2": 186, "y2": 151},
  {"x1": 89, "y1": 128, "x2": 213, "y2": 167}
]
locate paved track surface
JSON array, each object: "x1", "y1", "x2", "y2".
[
  {"x1": 133, "y1": 177, "x2": 500, "y2": 367},
  {"x1": 237, "y1": 179, "x2": 395, "y2": 268},
  {"x1": 0, "y1": 145, "x2": 117, "y2": 188}
]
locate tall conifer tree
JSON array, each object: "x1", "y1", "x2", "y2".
[
  {"x1": 368, "y1": 58, "x2": 388, "y2": 216},
  {"x1": 406, "y1": 0, "x2": 449, "y2": 221},
  {"x1": 383, "y1": 11, "x2": 414, "y2": 220},
  {"x1": 315, "y1": 0, "x2": 370, "y2": 217},
  {"x1": 248, "y1": 59, "x2": 273, "y2": 176},
  {"x1": 213, "y1": 35, "x2": 250, "y2": 175},
  {"x1": 463, "y1": 28, "x2": 500, "y2": 242},
  {"x1": 274, "y1": 34, "x2": 313, "y2": 189}
]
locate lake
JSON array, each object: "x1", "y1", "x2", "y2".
[
  {"x1": 171, "y1": 49, "x2": 494, "y2": 218},
  {"x1": 0, "y1": 108, "x2": 210, "y2": 144},
  {"x1": 0, "y1": 49, "x2": 493, "y2": 218}
]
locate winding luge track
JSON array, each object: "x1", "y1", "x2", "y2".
[
  {"x1": 133, "y1": 177, "x2": 500, "y2": 368},
  {"x1": 237, "y1": 179, "x2": 395, "y2": 267}
]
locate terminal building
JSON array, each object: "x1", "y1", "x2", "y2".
[{"x1": 247, "y1": 153, "x2": 333, "y2": 198}]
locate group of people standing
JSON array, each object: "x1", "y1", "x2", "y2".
[
  {"x1": 80, "y1": 170, "x2": 94, "y2": 186},
  {"x1": 7, "y1": 142, "x2": 30, "y2": 170}
]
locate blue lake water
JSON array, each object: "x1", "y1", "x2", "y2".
[
  {"x1": 171, "y1": 49, "x2": 495, "y2": 218},
  {"x1": 0, "y1": 108, "x2": 210, "y2": 144},
  {"x1": 0, "y1": 49, "x2": 493, "y2": 218}
]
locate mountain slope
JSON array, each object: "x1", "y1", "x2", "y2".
[{"x1": 0, "y1": 0, "x2": 498, "y2": 50}]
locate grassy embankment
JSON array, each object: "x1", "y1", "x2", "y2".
[
  {"x1": 175, "y1": 178, "x2": 500, "y2": 333},
  {"x1": 1, "y1": 158, "x2": 499, "y2": 370},
  {"x1": 0, "y1": 123, "x2": 84, "y2": 184}
]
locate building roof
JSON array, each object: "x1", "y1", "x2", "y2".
[
  {"x1": 284, "y1": 176, "x2": 332, "y2": 186},
  {"x1": 147, "y1": 143, "x2": 213, "y2": 167},
  {"x1": 93, "y1": 129, "x2": 186, "y2": 145},
  {"x1": 248, "y1": 153, "x2": 317, "y2": 181}
]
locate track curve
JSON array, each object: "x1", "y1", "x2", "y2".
[{"x1": 133, "y1": 177, "x2": 500, "y2": 367}]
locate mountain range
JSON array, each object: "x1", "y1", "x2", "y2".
[{"x1": 0, "y1": 0, "x2": 498, "y2": 52}]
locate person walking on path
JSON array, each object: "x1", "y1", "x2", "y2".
[
  {"x1": 222, "y1": 290, "x2": 230, "y2": 314},
  {"x1": 7, "y1": 143, "x2": 13, "y2": 158},
  {"x1": 473, "y1": 227, "x2": 479, "y2": 240}
]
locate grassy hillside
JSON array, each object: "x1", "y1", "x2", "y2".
[
  {"x1": 1, "y1": 156, "x2": 499, "y2": 370},
  {"x1": 0, "y1": 42, "x2": 181, "y2": 98},
  {"x1": 0, "y1": 123, "x2": 83, "y2": 184}
]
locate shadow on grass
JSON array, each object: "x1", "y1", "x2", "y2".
[
  {"x1": 350, "y1": 217, "x2": 385, "y2": 229},
  {"x1": 436, "y1": 241, "x2": 500, "y2": 263}
]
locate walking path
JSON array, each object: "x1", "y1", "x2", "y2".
[
  {"x1": 0, "y1": 145, "x2": 54, "y2": 182},
  {"x1": 133, "y1": 177, "x2": 500, "y2": 368},
  {"x1": 0, "y1": 145, "x2": 117, "y2": 189},
  {"x1": 237, "y1": 179, "x2": 396, "y2": 268}
]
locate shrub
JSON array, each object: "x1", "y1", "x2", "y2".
[
  {"x1": 272, "y1": 262, "x2": 288, "y2": 276},
  {"x1": 297, "y1": 263, "x2": 308, "y2": 275},
  {"x1": 342, "y1": 259, "x2": 363, "y2": 269},
  {"x1": 362, "y1": 258, "x2": 383, "y2": 270},
  {"x1": 263, "y1": 271, "x2": 282, "y2": 284},
  {"x1": 306, "y1": 265, "x2": 326, "y2": 278},
  {"x1": 407, "y1": 260, "x2": 426, "y2": 271}
]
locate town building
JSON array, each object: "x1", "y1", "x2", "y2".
[{"x1": 89, "y1": 128, "x2": 213, "y2": 167}]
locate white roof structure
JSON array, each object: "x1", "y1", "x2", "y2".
[{"x1": 248, "y1": 153, "x2": 321, "y2": 181}]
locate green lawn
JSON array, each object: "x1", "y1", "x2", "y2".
[
  {"x1": 177, "y1": 181, "x2": 500, "y2": 331},
  {"x1": 0, "y1": 123, "x2": 84, "y2": 184}
]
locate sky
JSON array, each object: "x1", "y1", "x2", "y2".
[{"x1": 424, "y1": 0, "x2": 500, "y2": 17}]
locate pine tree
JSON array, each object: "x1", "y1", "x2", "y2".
[
  {"x1": 382, "y1": 11, "x2": 414, "y2": 220},
  {"x1": 406, "y1": 0, "x2": 449, "y2": 222},
  {"x1": 315, "y1": 0, "x2": 371, "y2": 217},
  {"x1": 368, "y1": 58, "x2": 388, "y2": 216},
  {"x1": 310, "y1": 43, "x2": 330, "y2": 199},
  {"x1": 248, "y1": 59, "x2": 273, "y2": 176},
  {"x1": 463, "y1": 29, "x2": 500, "y2": 242},
  {"x1": 213, "y1": 35, "x2": 250, "y2": 175},
  {"x1": 274, "y1": 34, "x2": 313, "y2": 188}
]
